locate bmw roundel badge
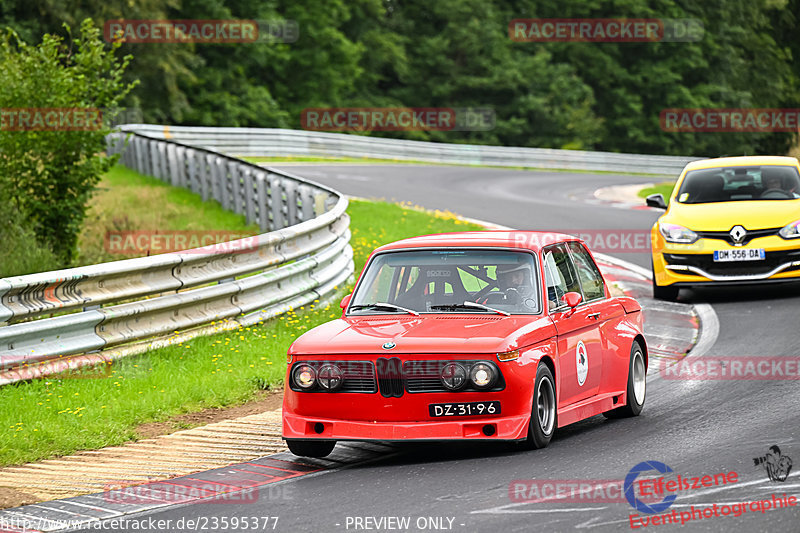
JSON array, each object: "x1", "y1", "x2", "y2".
[{"x1": 382, "y1": 342, "x2": 396, "y2": 350}]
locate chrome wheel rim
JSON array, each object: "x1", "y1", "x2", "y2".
[
  {"x1": 632, "y1": 350, "x2": 646, "y2": 405},
  {"x1": 537, "y1": 376, "x2": 555, "y2": 435}
]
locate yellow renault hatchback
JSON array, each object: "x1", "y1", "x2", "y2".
[{"x1": 647, "y1": 156, "x2": 800, "y2": 300}]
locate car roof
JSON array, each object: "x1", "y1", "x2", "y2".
[
  {"x1": 373, "y1": 231, "x2": 581, "y2": 253},
  {"x1": 684, "y1": 155, "x2": 800, "y2": 171}
]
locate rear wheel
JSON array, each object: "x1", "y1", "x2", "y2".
[
  {"x1": 522, "y1": 364, "x2": 557, "y2": 449},
  {"x1": 652, "y1": 261, "x2": 679, "y2": 301},
  {"x1": 286, "y1": 439, "x2": 336, "y2": 458},
  {"x1": 604, "y1": 341, "x2": 646, "y2": 419}
]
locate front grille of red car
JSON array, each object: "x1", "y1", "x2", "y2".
[
  {"x1": 376, "y1": 357, "x2": 405, "y2": 398},
  {"x1": 289, "y1": 361, "x2": 377, "y2": 393}
]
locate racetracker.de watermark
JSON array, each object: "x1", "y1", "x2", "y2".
[
  {"x1": 300, "y1": 107, "x2": 495, "y2": 132},
  {"x1": 509, "y1": 18, "x2": 703, "y2": 42},
  {"x1": 660, "y1": 356, "x2": 800, "y2": 380},
  {"x1": 509, "y1": 479, "x2": 659, "y2": 504},
  {"x1": 105, "y1": 231, "x2": 258, "y2": 255},
  {"x1": 506, "y1": 230, "x2": 671, "y2": 253},
  {"x1": 661, "y1": 108, "x2": 800, "y2": 132},
  {"x1": 103, "y1": 480, "x2": 292, "y2": 504},
  {"x1": 104, "y1": 19, "x2": 298, "y2": 44},
  {"x1": 0, "y1": 108, "x2": 102, "y2": 131}
]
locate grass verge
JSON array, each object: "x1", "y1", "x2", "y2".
[
  {"x1": 0, "y1": 188, "x2": 482, "y2": 466},
  {"x1": 76, "y1": 165, "x2": 258, "y2": 266},
  {"x1": 638, "y1": 182, "x2": 676, "y2": 204}
]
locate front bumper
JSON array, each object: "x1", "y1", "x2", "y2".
[
  {"x1": 653, "y1": 236, "x2": 800, "y2": 286},
  {"x1": 282, "y1": 411, "x2": 530, "y2": 441}
]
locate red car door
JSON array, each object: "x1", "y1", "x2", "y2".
[
  {"x1": 542, "y1": 243, "x2": 603, "y2": 407},
  {"x1": 566, "y1": 241, "x2": 628, "y2": 394}
]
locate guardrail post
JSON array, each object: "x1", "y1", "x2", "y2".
[
  {"x1": 255, "y1": 172, "x2": 270, "y2": 232},
  {"x1": 284, "y1": 180, "x2": 298, "y2": 226},
  {"x1": 243, "y1": 168, "x2": 256, "y2": 225}
]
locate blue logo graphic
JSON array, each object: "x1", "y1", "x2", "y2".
[
  {"x1": 382, "y1": 342, "x2": 396, "y2": 350},
  {"x1": 624, "y1": 461, "x2": 677, "y2": 514}
]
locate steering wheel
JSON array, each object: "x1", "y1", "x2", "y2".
[
  {"x1": 503, "y1": 287, "x2": 520, "y2": 304},
  {"x1": 473, "y1": 284, "x2": 499, "y2": 302},
  {"x1": 480, "y1": 288, "x2": 521, "y2": 306},
  {"x1": 760, "y1": 189, "x2": 793, "y2": 199}
]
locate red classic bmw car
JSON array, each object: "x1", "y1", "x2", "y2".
[{"x1": 282, "y1": 231, "x2": 647, "y2": 457}]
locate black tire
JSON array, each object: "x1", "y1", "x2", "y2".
[
  {"x1": 286, "y1": 439, "x2": 336, "y2": 458},
  {"x1": 651, "y1": 261, "x2": 679, "y2": 301},
  {"x1": 604, "y1": 341, "x2": 646, "y2": 419},
  {"x1": 522, "y1": 364, "x2": 557, "y2": 449}
]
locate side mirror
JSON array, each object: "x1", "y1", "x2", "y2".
[
  {"x1": 562, "y1": 292, "x2": 582, "y2": 308},
  {"x1": 646, "y1": 193, "x2": 668, "y2": 209},
  {"x1": 340, "y1": 294, "x2": 352, "y2": 310}
]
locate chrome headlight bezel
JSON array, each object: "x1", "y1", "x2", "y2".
[
  {"x1": 317, "y1": 364, "x2": 344, "y2": 391},
  {"x1": 440, "y1": 362, "x2": 468, "y2": 391},
  {"x1": 469, "y1": 362, "x2": 498, "y2": 390},
  {"x1": 292, "y1": 364, "x2": 317, "y2": 390}
]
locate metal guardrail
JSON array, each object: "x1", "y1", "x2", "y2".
[
  {"x1": 0, "y1": 130, "x2": 354, "y2": 378},
  {"x1": 121, "y1": 124, "x2": 700, "y2": 176}
]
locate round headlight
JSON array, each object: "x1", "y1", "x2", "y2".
[
  {"x1": 293, "y1": 364, "x2": 317, "y2": 390},
  {"x1": 470, "y1": 362, "x2": 497, "y2": 389},
  {"x1": 317, "y1": 364, "x2": 344, "y2": 391},
  {"x1": 441, "y1": 363, "x2": 467, "y2": 391}
]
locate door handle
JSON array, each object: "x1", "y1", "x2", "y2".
[{"x1": 587, "y1": 312, "x2": 600, "y2": 320}]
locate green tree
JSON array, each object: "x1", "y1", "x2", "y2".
[{"x1": 0, "y1": 19, "x2": 137, "y2": 264}]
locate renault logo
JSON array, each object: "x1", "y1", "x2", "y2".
[
  {"x1": 729, "y1": 225, "x2": 747, "y2": 245},
  {"x1": 382, "y1": 342, "x2": 396, "y2": 350}
]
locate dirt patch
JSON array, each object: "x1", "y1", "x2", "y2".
[
  {"x1": 136, "y1": 389, "x2": 284, "y2": 439},
  {"x1": 0, "y1": 486, "x2": 38, "y2": 510}
]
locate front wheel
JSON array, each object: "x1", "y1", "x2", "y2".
[
  {"x1": 652, "y1": 261, "x2": 679, "y2": 301},
  {"x1": 522, "y1": 364, "x2": 557, "y2": 449},
  {"x1": 604, "y1": 341, "x2": 646, "y2": 419},
  {"x1": 286, "y1": 439, "x2": 336, "y2": 458}
]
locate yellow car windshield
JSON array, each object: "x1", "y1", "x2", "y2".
[{"x1": 677, "y1": 165, "x2": 800, "y2": 204}]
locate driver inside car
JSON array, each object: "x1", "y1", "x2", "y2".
[
  {"x1": 761, "y1": 170, "x2": 800, "y2": 198},
  {"x1": 491, "y1": 263, "x2": 534, "y2": 303}
]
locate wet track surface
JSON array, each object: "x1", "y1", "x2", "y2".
[{"x1": 78, "y1": 165, "x2": 800, "y2": 532}]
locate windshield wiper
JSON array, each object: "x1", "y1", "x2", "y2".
[
  {"x1": 349, "y1": 302, "x2": 420, "y2": 316},
  {"x1": 430, "y1": 301, "x2": 510, "y2": 316}
]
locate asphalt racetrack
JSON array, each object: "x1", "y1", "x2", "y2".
[{"x1": 80, "y1": 164, "x2": 800, "y2": 532}]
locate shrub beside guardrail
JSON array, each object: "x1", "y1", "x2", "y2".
[{"x1": 0, "y1": 130, "x2": 354, "y2": 383}]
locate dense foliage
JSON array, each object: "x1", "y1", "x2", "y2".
[
  {"x1": 2, "y1": 0, "x2": 797, "y2": 156},
  {"x1": 0, "y1": 19, "x2": 136, "y2": 267}
]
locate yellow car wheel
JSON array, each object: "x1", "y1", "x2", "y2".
[{"x1": 652, "y1": 260, "x2": 679, "y2": 301}]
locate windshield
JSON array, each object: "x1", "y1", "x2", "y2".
[
  {"x1": 676, "y1": 165, "x2": 800, "y2": 204},
  {"x1": 350, "y1": 249, "x2": 541, "y2": 315}
]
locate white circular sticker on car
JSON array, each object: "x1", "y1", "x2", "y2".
[{"x1": 576, "y1": 341, "x2": 588, "y2": 386}]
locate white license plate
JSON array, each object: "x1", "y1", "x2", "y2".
[{"x1": 713, "y1": 248, "x2": 765, "y2": 262}]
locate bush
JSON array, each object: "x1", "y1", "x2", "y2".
[
  {"x1": 0, "y1": 19, "x2": 137, "y2": 266},
  {"x1": 0, "y1": 191, "x2": 59, "y2": 277}
]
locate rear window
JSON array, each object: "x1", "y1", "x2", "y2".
[{"x1": 676, "y1": 165, "x2": 800, "y2": 204}]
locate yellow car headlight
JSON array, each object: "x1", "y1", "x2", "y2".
[
  {"x1": 659, "y1": 223, "x2": 699, "y2": 244},
  {"x1": 779, "y1": 220, "x2": 800, "y2": 239}
]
